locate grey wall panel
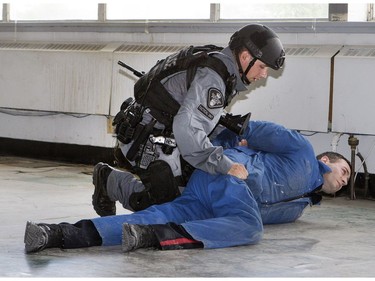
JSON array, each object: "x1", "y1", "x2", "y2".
[{"x1": 332, "y1": 45, "x2": 375, "y2": 135}]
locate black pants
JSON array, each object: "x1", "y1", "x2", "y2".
[
  {"x1": 60, "y1": 220, "x2": 203, "y2": 250},
  {"x1": 60, "y1": 220, "x2": 102, "y2": 249}
]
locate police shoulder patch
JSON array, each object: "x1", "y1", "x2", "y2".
[{"x1": 207, "y1": 87, "x2": 224, "y2": 109}]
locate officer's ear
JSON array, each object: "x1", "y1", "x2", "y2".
[{"x1": 239, "y1": 50, "x2": 252, "y2": 66}]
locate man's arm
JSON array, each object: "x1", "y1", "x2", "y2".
[
  {"x1": 213, "y1": 120, "x2": 308, "y2": 153},
  {"x1": 173, "y1": 68, "x2": 244, "y2": 176},
  {"x1": 242, "y1": 120, "x2": 308, "y2": 153}
]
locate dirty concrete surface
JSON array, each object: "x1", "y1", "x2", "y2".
[{"x1": 1, "y1": 156, "x2": 375, "y2": 278}]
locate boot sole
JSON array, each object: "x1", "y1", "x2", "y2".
[
  {"x1": 122, "y1": 223, "x2": 136, "y2": 253},
  {"x1": 92, "y1": 163, "x2": 116, "y2": 217},
  {"x1": 24, "y1": 221, "x2": 46, "y2": 253}
]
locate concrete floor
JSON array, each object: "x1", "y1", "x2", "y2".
[{"x1": 1, "y1": 156, "x2": 375, "y2": 278}]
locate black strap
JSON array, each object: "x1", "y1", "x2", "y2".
[{"x1": 140, "y1": 54, "x2": 233, "y2": 129}]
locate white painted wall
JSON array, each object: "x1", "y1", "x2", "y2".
[
  {"x1": 0, "y1": 110, "x2": 116, "y2": 147},
  {"x1": 228, "y1": 45, "x2": 341, "y2": 132},
  {"x1": 0, "y1": 48, "x2": 113, "y2": 114},
  {"x1": 332, "y1": 46, "x2": 375, "y2": 135}
]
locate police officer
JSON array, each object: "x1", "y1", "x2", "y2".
[{"x1": 92, "y1": 23, "x2": 286, "y2": 216}]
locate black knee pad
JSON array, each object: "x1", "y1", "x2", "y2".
[
  {"x1": 129, "y1": 160, "x2": 181, "y2": 211},
  {"x1": 129, "y1": 191, "x2": 153, "y2": 211}
]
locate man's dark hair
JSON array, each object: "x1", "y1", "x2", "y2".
[{"x1": 316, "y1": 151, "x2": 352, "y2": 173}]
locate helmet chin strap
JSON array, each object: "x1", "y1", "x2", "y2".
[{"x1": 241, "y1": 58, "x2": 257, "y2": 85}]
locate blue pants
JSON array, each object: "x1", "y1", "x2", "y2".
[{"x1": 92, "y1": 170, "x2": 263, "y2": 249}]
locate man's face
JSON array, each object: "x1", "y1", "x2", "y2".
[
  {"x1": 239, "y1": 50, "x2": 269, "y2": 83},
  {"x1": 321, "y1": 157, "x2": 351, "y2": 194},
  {"x1": 247, "y1": 60, "x2": 269, "y2": 83}
]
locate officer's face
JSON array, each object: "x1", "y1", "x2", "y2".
[
  {"x1": 248, "y1": 60, "x2": 269, "y2": 82},
  {"x1": 240, "y1": 51, "x2": 269, "y2": 83}
]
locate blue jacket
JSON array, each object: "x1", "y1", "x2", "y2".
[
  {"x1": 92, "y1": 121, "x2": 331, "y2": 249},
  {"x1": 213, "y1": 120, "x2": 330, "y2": 224}
]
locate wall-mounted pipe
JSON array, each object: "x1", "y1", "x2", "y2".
[
  {"x1": 356, "y1": 152, "x2": 370, "y2": 198},
  {"x1": 348, "y1": 135, "x2": 359, "y2": 200}
]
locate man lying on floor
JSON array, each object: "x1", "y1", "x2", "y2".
[{"x1": 24, "y1": 120, "x2": 351, "y2": 253}]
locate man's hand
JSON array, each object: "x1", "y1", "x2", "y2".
[
  {"x1": 227, "y1": 163, "x2": 248, "y2": 180},
  {"x1": 238, "y1": 139, "x2": 248, "y2": 146}
]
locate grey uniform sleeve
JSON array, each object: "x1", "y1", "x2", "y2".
[{"x1": 173, "y1": 67, "x2": 234, "y2": 175}]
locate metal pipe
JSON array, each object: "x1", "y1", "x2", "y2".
[
  {"x1": 356, "y1": 152, "x2": 370, "y2": 198},
  {"x1": 348, "y1": 135, "x2": 359, "y2": 200}
]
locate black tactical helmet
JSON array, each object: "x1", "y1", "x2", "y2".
[{"x1": 229, "y1": 24, "x2": 285, "y2": 70}]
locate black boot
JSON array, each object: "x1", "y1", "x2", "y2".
[
  {"x1": 92, "y1": 162, "x2": 116, "y2": 217},
  {"x1": 122, "y1": 224, "x2": 159, "y2": 252},
  {"x1": 24, "y1": 220, "x2": 102, "y2": 253},
  {"x1": 24, "y1": 221, "x2": 63, "y2": 254},
  {"x1": 122, "y1": 223, "x2": 203, "y2": 253}
]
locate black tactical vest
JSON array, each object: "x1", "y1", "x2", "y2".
[{"x1": 133, "y1": 44, "x2": 236, "y2": 127}]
